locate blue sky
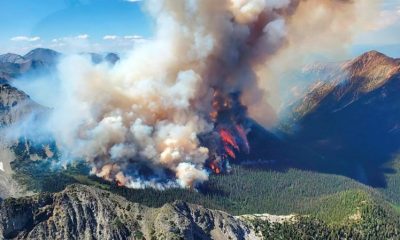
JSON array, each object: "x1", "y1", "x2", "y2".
[
  {"x1": 352, "y1": 0, "x2": 400, "y2": 58},
  {"x1": 0, "y1": 0, "x2": 399, "y2": 57},
  {"x1": 0, "y1": 0, "x2": 152, "y2": 54}
]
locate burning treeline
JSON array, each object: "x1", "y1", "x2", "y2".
[{"x1": 46, "y1": 0, "x2": 377, "y2": 189}]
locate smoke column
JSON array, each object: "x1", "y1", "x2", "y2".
[{"x1": 43, "y1": 0, "x2": 378, "y2": 188}]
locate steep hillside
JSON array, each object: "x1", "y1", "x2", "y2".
[
  {"x1": 0, "y1": 184, "x2": 257, "y2": 240},
  {"x1": 0, "y1": 83, "x2": 48, "y2": 200},
  {"x1": 283, "y1": 51, "x2": 400, "y2": 187},
  {"x1": 0, "y1": 84, "x2": 45, "y2": 126},
  {"x1": 1, "y1": 182, "x2": 399, "y2": 240},
  {"x1": 0, "y1": 143, "x2": 25, "y2": 200},
  {"x1": 11, "y1": 158, "x2": 384, "y2": 219},
  {"x1": 249, "y1": 198, "x2": 400, "y2": 239},
  {"x1": 288, "y1": 51, "x2": 400, "y2": 121}
]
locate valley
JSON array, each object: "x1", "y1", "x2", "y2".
[{"x1": 1, "y1": 49, "x2": 400, "y2": 239}]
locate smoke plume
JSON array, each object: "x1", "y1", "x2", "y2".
[{"x1": 35, "y1": 0, "x2": 378, "y2": 188}]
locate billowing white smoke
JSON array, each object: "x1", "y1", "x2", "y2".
[
  {"x1": 41, "y1": 0, "x2": 377, "y2": 188},
  {"x1": 49, "y1": 55, "x2": 212, "y2": 188}
]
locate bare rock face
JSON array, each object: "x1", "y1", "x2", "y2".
[
  {"x1": 151, "y1": 200, "x2": 257, "y2": 240},
  {"x1": 0, "y1": 184, "x2": 258, "y2": 240},
  {"x1": 343, "y1": 51, "x2": 400, "y2": 92},
  {"x1": 0, "y1": 84, "x2": 44, "y2": 127},
  {"x1": 0, "y1": 84, "x2": 48, "y2": 200}
]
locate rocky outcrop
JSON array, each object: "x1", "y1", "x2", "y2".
[
  {"x1": 0, "y1": 84, "x2": 45, "y2": 127},
  {"x1": 343, "y1": 51, "x2": 400, "y2": 93},
  {"x1": 0, "y1": 184, "x2": 258, "y2": 240},
  {"x1": 0, "y1": 84, "x2": 47, "y2": 199}
]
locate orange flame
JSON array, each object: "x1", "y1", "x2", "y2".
[
  {"x1": 116, "y1": 180, "x2": 124, "y2": 187},
  {"x1": 209, "y1": 161, "x2": 221, "y2": 174},
  {"x1": 219, "y1": 129, "x2": 239, "y2": 150},
  {"x1": 207, "y1": 89, "x2": 250, "y2": 174},
  {"x1": 224, "y1": 146, "x2": 236, "y2": 159},
  {"x1": 210, "y1": 89, "x2": 235, "y2": 122}
]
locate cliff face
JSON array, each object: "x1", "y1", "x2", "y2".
[
  {"x1": 0, "y1": 84, "x2": 45, "y2": 127},
  {"x1": 0, "y1": 83, "x2": 49, "y2": 200},
  {"x1": 0, "y1": 184, "x2": 258, "y2": 240}
]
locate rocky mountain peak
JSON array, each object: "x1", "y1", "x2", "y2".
[
  {"x1": 105, "y1": 53, "x2": 120, "y2": 65},
  {"x1": 342, "y1": 51, "x2": 400, "y2": 92},
  {"x1": 345, "y1": 51, "x2": 398, "y2": 71},
  {"x1": 285, "y1": 50, "x2": 400, "y2": 187},
  {"x1": 0, "y1": 84, "x2": 45, "y2": 126},
  {"x1": 23, "y1": 48, "x2": 61, "y2": 66}
]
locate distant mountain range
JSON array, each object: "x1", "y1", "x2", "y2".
[
  {"x1": 0, "y1": 49, "x2": 61, "y2": 82},
  {"x1": 0, "y1": 48, "x2": 120, "y2": 83},
  {"x1": 0, "y1": 48, "x2": 121, "y2": 127},
  {"x1": 0, "y1": 48, "x2": 122, "y2": 201}
]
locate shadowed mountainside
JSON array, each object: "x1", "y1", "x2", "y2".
[{"x1": 280, "y1": 51, "x2": 400, "y2": 187}]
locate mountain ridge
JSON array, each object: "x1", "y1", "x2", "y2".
[
  {"x1": 284, "y1": 50, "x2": 400, "y2": 187},
  {"x1": 0, "y1": 83, "x2": 45, "y2": 127},
  {"x1": 0, "y1": 48, "x2": 120, "y2": 84},
  {"x1": 0, "y1": 184, "x2": 258, "y2": 240}
]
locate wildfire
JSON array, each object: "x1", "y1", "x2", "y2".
[
  {"x1": 209, "y1": 160, "x2": 221, "y2": 174},
  {"x1": 219, "y1": 129, "x2": 239, "y2": 151},
  {"x1": 206, "y1": 89, "x2": 251, "y2": 174},
  {"x1": 224, "y1": 146, "x2": 236, "y2": 159},
  {"x1": 116, "y1": 180, "x2": 124, "y2": 187}
]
